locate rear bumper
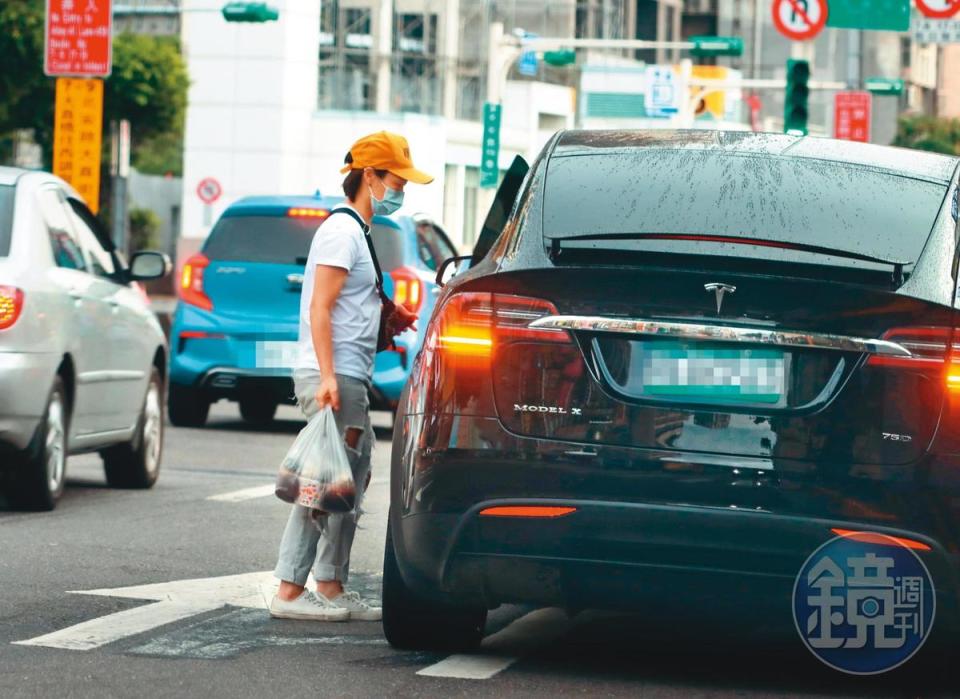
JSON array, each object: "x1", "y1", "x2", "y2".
[
  {"x1": 391, "y1": 413, "x2": 960, "y2": 630},
  {"x1": 395, "y1": 499, "x2": 960, "y2": 632},
  {"x1": 0, "y1": 351, "x2": 59, "y2": 452}
]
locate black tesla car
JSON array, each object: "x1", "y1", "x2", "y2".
[{"x1": 382, "y1": 130, "x2": 960, "y2": 654}]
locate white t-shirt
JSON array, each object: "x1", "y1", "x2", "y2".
[{"x1": 296, "y1": 205, "x2": 381, "y2": 382}]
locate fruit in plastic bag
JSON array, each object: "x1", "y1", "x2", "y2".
[{"x1": 274, "y1": 406, "x2": 356, "y2": 513}]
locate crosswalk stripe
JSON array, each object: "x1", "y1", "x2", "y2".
[
  {"x1": 416, "y1": 607, "x2": 571, "y2": 680},
  {"x1": 206, "y1": 484, "x2": 276, "y2": 502}
]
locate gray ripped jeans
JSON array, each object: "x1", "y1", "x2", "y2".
[{"x1": 274, "y1": 371, "x2": 374, "y2": 585}]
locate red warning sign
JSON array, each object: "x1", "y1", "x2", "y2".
[
  {"x1": 834, "y1": 91, "x2": 871, "y2": 143},
  {"x1": 772, "y1": 0, "x2": 828, "y2": 41},
  {"x1": 915, "y1": 0, "x2": 960, "y2": 19}
]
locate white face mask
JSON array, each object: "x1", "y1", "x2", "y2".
[{"x1": 369, "y1": 177, "x2": 404, "y2": 216}]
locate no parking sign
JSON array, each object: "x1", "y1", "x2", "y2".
[{"x1": 772, "y1": 0, "x2": 828, "y2": 40}]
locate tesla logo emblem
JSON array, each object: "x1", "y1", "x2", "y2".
[{"x1": 704, "y1": 282, "x2": 736, "y2": 313}]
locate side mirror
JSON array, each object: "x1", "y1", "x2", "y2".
[
  {"x1": 435, "y1": 255, "x2": 472, "y2": 287},
  {"x1": 129, "y1": 251, "x2": 173, "y2": 281}
]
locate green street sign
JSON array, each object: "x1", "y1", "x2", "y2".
[
  {"x1": 480, "y1": 102, "x2": 502, "y2": 189},
  {"x1": 689, "y1": 35, "x2": 744, "y2": 57},
  {"x1": 865, "y1": 77, "x2": 905, "y2": 96},
  {"x1": 784, "y1": 59, "x2": 810, "y2": 136},
  {"x1": 826, "y1": 0, "x2": 909, "y2": 31},
  {"x1": 543, "y1": 50, "x2": 577, "y2": 67},
  {"x1": 221, "y1": 2, "x2": 279, "y2": 22}
]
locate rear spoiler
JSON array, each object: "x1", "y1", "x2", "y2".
[{"x1": 548, "y1": 233, "x2": 912, "y2": 286}]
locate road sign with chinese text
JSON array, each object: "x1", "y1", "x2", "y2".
[
  {"x1": 53, "y1": 78, "x2": 103, "y2": 212},
  {"x1": 913, "y1": 15, "x2": 960, "y2": 40},
  {"x1": 827, "y1": 0, "x2": 911, "y2": 31},
  {"x1": 480, "y1": 102, "x2": 502, "y2": 189},
  {"x1": 834, "y1": 91, "x2": 872, "y2": 143},
  {"x1": 45, "y1": 0, "x2": 113, "y2": 77},
  {"x1": 772, "y1": 0, "x2": 828, "y2": 41}
]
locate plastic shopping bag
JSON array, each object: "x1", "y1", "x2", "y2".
[{"x1": 274, "y1": 406, "x2": 356, "y2": 513}]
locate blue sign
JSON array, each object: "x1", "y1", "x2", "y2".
[
  {"x1": 519, "y1": 49, "x2": 538, "y2": 77},
  {"x1": 643, "y1": 65, "x2": 681, "y2": 118},
  {"x1": 793, "y1": 533, "x2": 936, "y2": 675}
]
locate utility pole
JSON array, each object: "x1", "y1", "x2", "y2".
[{"x1": 110, "y1": 119, "x2": 131, "y2": 254}]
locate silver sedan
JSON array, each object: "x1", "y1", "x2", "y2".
[{"x1": 0, "y1": 167, "x2": 171, "y2": 510}]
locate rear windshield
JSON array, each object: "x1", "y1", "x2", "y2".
[
  {"x1": 203, "y1": 215, "x2": 404, "y2": 269},
  {"x1": 0, "y1": 185, "x2": 14, "y2": 257},
  {"x1": 543, "y1": 151, "x2": 949, "y2": 269}
]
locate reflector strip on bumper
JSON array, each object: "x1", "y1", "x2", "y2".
[{"x1": 479, "y1": 506, "x2": 576, "y2": 518}]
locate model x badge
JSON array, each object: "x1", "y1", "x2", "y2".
[{"x1": 704, "y1": 282, "x2": 736, "y2": 314}]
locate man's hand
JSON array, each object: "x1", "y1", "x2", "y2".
[
  {"x1": 391, "y1": 303, "x2": 418, "y2": 334},
  {"x1": 315, "y1": 375, "x2": 340, "y2": 412}
]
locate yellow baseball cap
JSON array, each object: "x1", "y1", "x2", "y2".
[{"x1": 339, "y1": 131, "x2": 434, "y2": 184}]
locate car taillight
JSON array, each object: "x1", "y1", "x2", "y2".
[
  {"x1": 390, "y1": 267, "x2": 423, "y2": 313},
  {"x1": 0, "y1": 286, "x2": 24, "y2": 330},
  {"x1": 867, "y1": 326, "x2": 960, "y2": 391},
  {"x1": 428, "y1": 292, "x2": 570, "y2": 364},
  {"x1": 180, "y1": 253, "x2": 213, "y2": 311}
]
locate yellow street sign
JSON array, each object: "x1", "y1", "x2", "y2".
[{"x1": 53, "y1": 78, "x2": 104, "y2": 213}]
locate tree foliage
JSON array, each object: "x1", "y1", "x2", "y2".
[
  {"x1": 893, "y1": 115, "x2": 960, "y2": 156},
  {"x1": 0, "y1": 0, "x2": 188, "y2": 171}
]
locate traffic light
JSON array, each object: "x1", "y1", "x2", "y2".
[
  {"x1": 784, "y1": 59, "x2": 810, "y2": 136},
  {"x1": 221, "y1": 2, "x2": 279, "y2": 22}
]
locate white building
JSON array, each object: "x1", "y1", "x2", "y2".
[{"x1": 178, "y1": 0, "x2": 589, "y2": 256}]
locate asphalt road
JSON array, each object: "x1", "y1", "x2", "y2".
[{"x1": 0, "y1": 401, "x2": 955, "y2": 698}]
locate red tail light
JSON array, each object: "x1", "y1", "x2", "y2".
[
  {"x1": 390, "y1": 267, "x2": 423, "y2": 313},
  {"x1": 867, "y1": 326, "x2": 960, "y2": 391},
  {"x1": 0, "y1": 285, "x2": 24, "y2": 330},
  {"x1": 428, "y1": 292, "x2": 570, "y2": 365},
  {"x1": 179, "y1": 254, "x2": 213, "y2": 311}
]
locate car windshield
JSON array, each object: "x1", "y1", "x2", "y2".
[
  {"x1": 203, "y1": 214, "x2": 404, "y2": 269},
  {"x1": 0, "y1": 185, "x2": 14, "y2": 257},
  {"x1": 543, "y1": 151, "x2": 949, "y2": 269}
]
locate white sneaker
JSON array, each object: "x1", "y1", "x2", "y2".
[
  {"x1": 326, "y1": 590, "x2": 382, "y2": 621},
  {"x1": 269, "y1": 590, "x2": 350, "y2": 622}
]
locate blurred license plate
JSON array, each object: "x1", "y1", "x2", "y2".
[
  {"x1": 642, "y1": 344, "x2": 785, "y2": 403},
  {"x1": 255, "y1": 341, "x2": 298, "y2": 369}
]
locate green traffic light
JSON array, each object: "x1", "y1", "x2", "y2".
[
  {"x1": 784, "y1": 59, "x2": 810, "y2": 136},
  {"x1": 221, "y1": 2, "x2": 279, "y2": 22},
  {"x1": 689, "y1": 36, "x2": 743, "y2": 58}
]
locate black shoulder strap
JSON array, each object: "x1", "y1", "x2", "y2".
[{"x1": 328, "y1": 208, "x2": 390, "y2": 304}]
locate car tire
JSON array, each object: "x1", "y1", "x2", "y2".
[
  {"x1": 102, "y1": 368, "x2": 163, "y2": 489},
  {"x1": 239, "y1": 397, "x2": 277, "y2": 425},
  {"x1": 11, "y1": 376, "x2": 68, "y2": 511},
  {"x1": 167, "y1": 383, "x2": 209, "y2": 427},
  {"x1": 381, "y1": 514, "x2": 487, "y2": 651}
]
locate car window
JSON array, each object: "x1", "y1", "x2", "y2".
[
  {"x1": 544, "y1": 151, "x2": 949, "y2": 270},
  {"x1": 204, "y1": 215, "x2": 321, "y2": 264},
  {"x1": 368, "y1": 224, "x2": 405, "y2": 271},
  {"x1": 38, "y1": 188, "x2": 86, "y2": 271},
  {"x1": 68, "y1": 206, "x2": 115, "y2": 278},
  {"x1": 0, "y1": 185, "x2": 14, "y2": 257},
  {"x1": 415, "y1": 222, "x2": 454, "y2": 271}
]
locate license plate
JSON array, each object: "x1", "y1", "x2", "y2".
[
  {"x1": 641, "y1": 343, "x2": 785, "y2": 403},
  {"x1": 255, "y1": 340, "x2": 299, "y2": 369}
]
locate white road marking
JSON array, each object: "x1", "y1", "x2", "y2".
[
  {"x1": 13, "y1": 571, "x2": 280, "y2": 651},
  {"x1": 206, "y1": 484, "x2": 276, "y2": 502},
  {"x1": 416, "y1": 607, "x2": 571, "y2": 680},
  {"x1": 13, "y1": 601, "x2": 220, "y2": 651}
]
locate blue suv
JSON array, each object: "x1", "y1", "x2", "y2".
[{"x1": 168, "y1": 194, "x2": 457, "y2": 426}]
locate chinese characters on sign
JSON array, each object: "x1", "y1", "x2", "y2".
[
  {"x1": 793, "y1": 533, "x2": 935, "y2": 674},
  {"x1": 480, "y1": 102, "x2": 502, "y2": 189},
  {"x1": 45, "y1": 0, "x2": 113, "y2": 77},
  {"x1": 54, "y1": 78, "x2": 104, "y2": 212},
  {"x1": 834, "y1": 91, "x2": 872, "y2": 143}
]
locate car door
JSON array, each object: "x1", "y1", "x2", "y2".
[
  {"x1": 62, "y1": 200, "x2": 138, "y2": 434},
  {"x1": 36, "y1": 186, "x2": 112, "y2": 438}
]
